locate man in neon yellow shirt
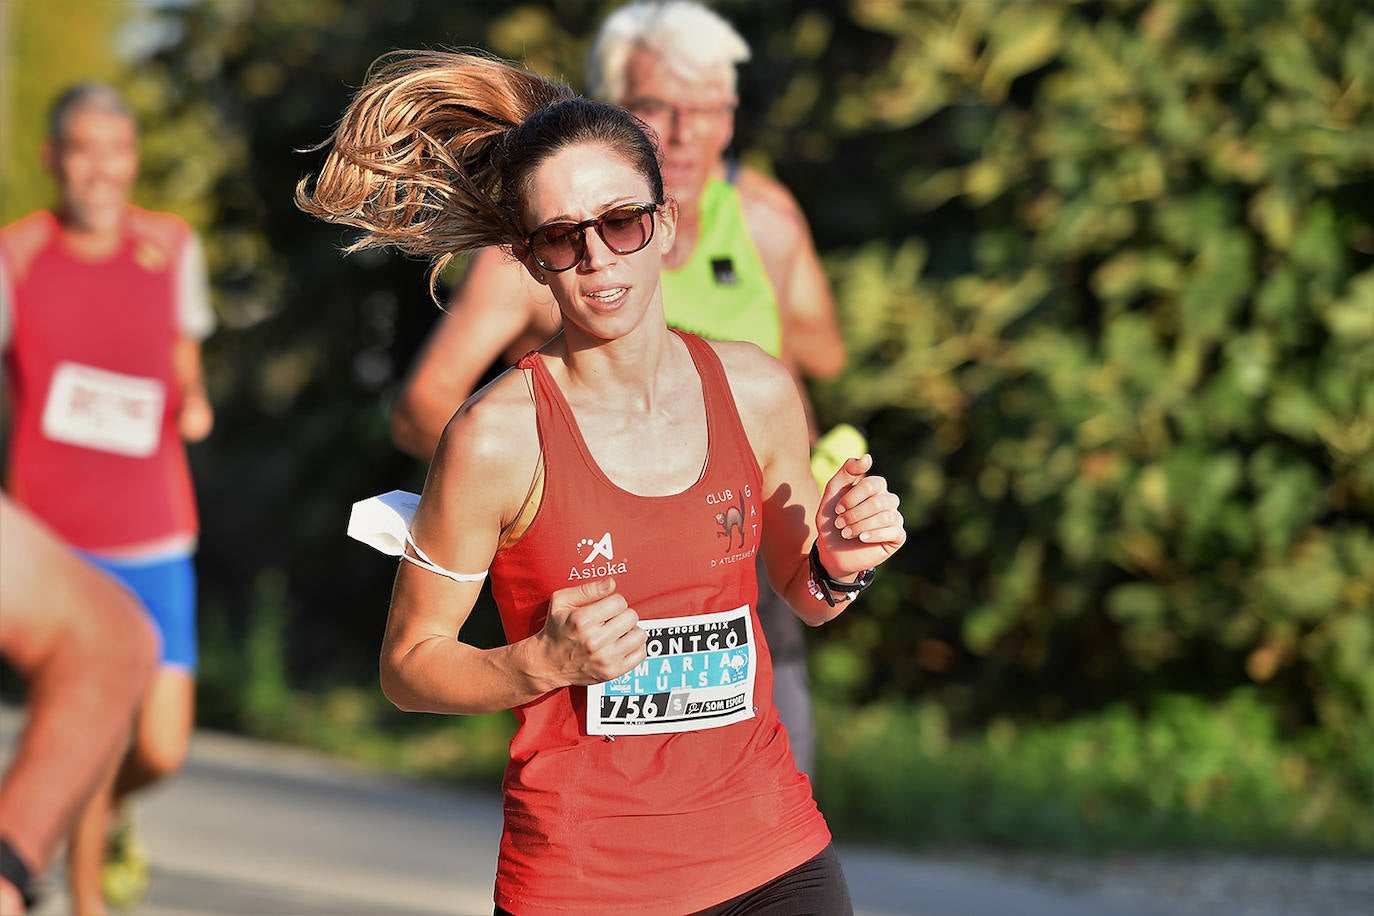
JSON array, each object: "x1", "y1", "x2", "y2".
[{"x1": 389, "y1": 1, "x2": 846, "y2": 778}]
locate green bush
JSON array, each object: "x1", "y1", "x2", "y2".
[
  {"x1": 808, "y1": 0, "x2": 1374, "y2": 740},
  {"x1": 816, "y1": 692, "x2": 1374, "y2": 852}
]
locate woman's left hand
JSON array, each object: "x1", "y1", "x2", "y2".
[{"x1": 815, "y1": 454, "x2": 905, "y2": 578}]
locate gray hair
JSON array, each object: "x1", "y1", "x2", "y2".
[
  {"x1": 48, "y1": 82, "x2": 134, "y2": 143},
  {"x1": 587, "y1": 1, "x2": 751, "y2": 103}
]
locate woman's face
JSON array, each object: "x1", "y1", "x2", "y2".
[{"x1": 518, "y1": 142, "x2": 676, "y2": 340}]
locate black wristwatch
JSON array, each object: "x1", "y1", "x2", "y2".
[
  {"x1": 807, "y1": 542, "x2": 875, "y2": 607},
  {"x1": 1, "y1": 838, "x2": 40, "y2": 910}
]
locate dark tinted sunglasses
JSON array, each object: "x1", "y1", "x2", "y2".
[{"x1": 523, "y1": 202, "x2": 658, "y2": 273}]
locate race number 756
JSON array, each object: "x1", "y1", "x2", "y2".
[{"x1": 602, "y1": 693, "x2": 667, "y2": 721}]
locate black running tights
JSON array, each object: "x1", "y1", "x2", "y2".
[{"x1": 494, "y1": 843, "x2": 853, "y2": 916}]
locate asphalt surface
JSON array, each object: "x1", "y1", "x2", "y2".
[{"x1": 0, "y1": 707, "x2": 1187, "y2": 916}]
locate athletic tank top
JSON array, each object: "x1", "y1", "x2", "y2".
[
  {"x1": 661, "y1": 177, "x2": 783, "y2": 358},
  {"x1": 1, "y1": 208, "x2": 199, "y2": 552},
  {"x1": 487, "y1": 331, "x2": 829, "y2": 915}
]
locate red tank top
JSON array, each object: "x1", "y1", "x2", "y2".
[
  {"x1": 488, "y1": 331, "x2": 830, "y2": 915},
  {"x1": 1, "y1": 209, "x2": 198, "y2": 552}
]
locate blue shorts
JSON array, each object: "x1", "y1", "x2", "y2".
[{"x1": 80, "y1": 552, "x2": 198, "y2": 672}]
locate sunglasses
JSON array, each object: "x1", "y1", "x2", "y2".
[
  {"x1": 523, "y1": 202, "x2": 659, "y2": 273},
  {"x1": 625, "y1": 97, "x2": 736, "y2": 128}
]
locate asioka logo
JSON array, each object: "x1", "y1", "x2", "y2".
[
  {"x1": 567, "y1": 531, "x2": 629, "y2": 581},
  {"x1": 581, "y1": 532, "x2": 614, "y2": 563}
]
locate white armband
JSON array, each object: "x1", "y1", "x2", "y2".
[{"x1": 347, "y1": 490, "x2": 487, "y2": 583}]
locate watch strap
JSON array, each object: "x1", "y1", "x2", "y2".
[{"x1": 807, "y1": 542, "x2": 875, "y2": 607}]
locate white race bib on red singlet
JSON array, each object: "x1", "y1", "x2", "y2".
[
  {"x1": 41, "y1": 362, "x2": 165, "y2": 457},
  {"x1": 587, "y1": 605, "x2": 757, "y2": 736}
]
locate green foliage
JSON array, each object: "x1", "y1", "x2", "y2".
[
  {"x1": 197, "y1": 569, "x2": 296, "y2": 738},
  {"x1": 1, "y1": 0, "x2": 123, "y2": 222},
  {"x1": 288, "y1": 688, "x2": 514, "y2": 786},
  {"x1": 816, "y1": 692, "x2": 1374, "y2": 852},
  {"x1": 808, "y1": 0, "x2": 1374, "y2": 744},
  {"x1": 241, "y1": 569, "x2": 295, "y2": 738}
]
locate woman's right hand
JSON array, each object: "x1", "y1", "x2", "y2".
[{"x1": 536, "y1": 578, "x2": 647, "y2": 687}]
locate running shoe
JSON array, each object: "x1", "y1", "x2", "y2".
[{"x1": 101, "y1": 806, "x2": 150, "y2": 910}]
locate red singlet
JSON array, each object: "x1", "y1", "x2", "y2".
[
  {"x1": 487, "y1": 331, "x2": 830, "y2": 915},
  {"x1": 1, "y1": 208, "x2": 199, "y2": 552}
]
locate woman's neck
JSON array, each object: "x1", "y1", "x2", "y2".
[{"x1": 559, "y1": 321, "x2": 682, "y2": 413}]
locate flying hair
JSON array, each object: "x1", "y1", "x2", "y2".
[{"x1": 294, "y1": 50, "x2": 575, "y2": 299}]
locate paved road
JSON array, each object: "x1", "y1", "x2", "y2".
[{"x1": 2, "y1": 710, "x2": 1181, "y2": 916}]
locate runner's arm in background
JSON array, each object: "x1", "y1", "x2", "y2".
[
  {"x1": 738, "y1": 170, "x2": 846, "y2": 382},
  {"x1": 175, "y1": 230, "x2": 215, "y2": 442},
  {"x1": 174, "y1": 337, "x2": 213, "y2": 441},
  {"x1": 0, "y1": 495, "x2": 159, "y2": 911},
  {"x1": 389, "y1": 248, "x2": 557, "y2": 461}
]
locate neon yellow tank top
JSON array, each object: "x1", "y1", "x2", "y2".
[{"x1": 660, "y1": 177, "x2": 782, "y2": 357}]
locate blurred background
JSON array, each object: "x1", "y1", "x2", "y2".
[{"x1": 2, "y1": 0, "x2": 1371, "y2": 857}]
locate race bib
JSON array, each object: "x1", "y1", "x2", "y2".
[
  {"x1": 588, "y1": 605, "x2": 757, "y2": 736},
  {"x1": 41, "y1": 362, "x2": 166, "y2": 457}
]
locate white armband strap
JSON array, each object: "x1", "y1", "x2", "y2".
[
  {"x1": 402, "y1": 532, "x2": 488, "y2": 583},
  {"x1": 347, "y1": 489, "x2": 488, "y2": 583}
]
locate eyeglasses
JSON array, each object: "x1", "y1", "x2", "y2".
[
  {"x1": 522, "y1": 202, "x2": 659, "y2": 273},
  {"x1": 624, "y1": 97, "x2": 736, "y2": 128}
]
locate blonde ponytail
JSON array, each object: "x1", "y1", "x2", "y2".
[{"x1": 295, "y1": 50, "x2": 573, "y2": 295}]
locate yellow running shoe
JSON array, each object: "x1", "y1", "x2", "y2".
[{"x1": 101, "y1": 806, "x2": 150, "y2": 910}]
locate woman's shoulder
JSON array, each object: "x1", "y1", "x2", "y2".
[
  {"x1": 702, "y1": 337, "x2": 796, "y2": 406},
  {"x1": 699, "y1": 336, "x2": 806, "y2": 463},
  {"x1": 432, "y1": 365, "x2": 540, "y2": 490}
]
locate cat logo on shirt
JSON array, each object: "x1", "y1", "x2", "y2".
[
  {"x1": 706, "y1": 484, "x2": 759, "y2": 568},
  {"x1": 567, "y1": 531, "x2": 628, "y2": 581}
]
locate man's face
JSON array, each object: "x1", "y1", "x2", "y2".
[
  {"x1": 619, "y1": 49, "x2": 735, "y2": 208},
  {"x1": 46, "y1": 108, "x2": 138, "y2": 233}
]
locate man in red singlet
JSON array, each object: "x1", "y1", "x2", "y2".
[
  {"x1": 300, "y1": 51, "x2": 907, "y2": 915},
  {"x1": 0, "y1": 82, "x2": 215, "y2": 913}
]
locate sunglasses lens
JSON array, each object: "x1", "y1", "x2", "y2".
[
  {"x1": 526, "y1": 204, "x2": 656, "y2": 272},
  {"x1": 531, "y1": 224, "x2": 580, "y2": 272},
  {"x1": 600, "y1": 206, "x2": 654, "y2": 254}
]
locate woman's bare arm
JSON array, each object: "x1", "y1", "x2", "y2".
[
  {"x1": 717, "y1": 342, "x2": 904, "y2": 626},
  {"x1": 380, "y1": 372, "x2": 646, "y2": 714}
]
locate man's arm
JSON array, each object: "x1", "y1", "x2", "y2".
[
  {"x1": 737, "y1": 170, "x2": 846, "y2": 382},
  {"x1": 0, "y1": 496, "x2": 158, "y2": 909},
  {"x1": 390, "y1": 247, "x2": 558, "y2": 461},
  {"x1": 174, "y1": 230, "x2": 215, "y2": 442},
  {"x1": 173, "y1": 337, "x2": 213, "y2": 441}
]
